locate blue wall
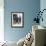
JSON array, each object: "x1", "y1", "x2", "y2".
[
  {"x1": 40, "y1": 0, "x2": 46, "y2": 27},
  {"x1": 4, "y1": 0, "x2": 40, "y2": 42}
]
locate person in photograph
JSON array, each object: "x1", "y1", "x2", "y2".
[
  {"x1": 18, "y1": 16, "x2": 21, "y2": 24},
  {"x1": 13, "y1": 14, "x2": 18, "y2": 24}
]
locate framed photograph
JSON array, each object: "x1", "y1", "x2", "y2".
[{"x1": 11, "y1": 12, "x2": 24, "y2": 28}]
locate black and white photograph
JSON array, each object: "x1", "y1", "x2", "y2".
[{"x1": 11, "y1": 12, "x2": 24, "y2": 27}]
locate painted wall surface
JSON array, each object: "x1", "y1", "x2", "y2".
[
  {"x1": 4, "y1": 0, "x2": 40, "y2": 42},
  {"x1": 40, "y1": 0, "x2": 46, "y2": 27}
]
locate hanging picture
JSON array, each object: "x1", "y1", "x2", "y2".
[{"x1": 11, "y1": 12, "x2": 24, "y2": 28}]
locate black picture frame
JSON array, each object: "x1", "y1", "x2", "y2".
[{"x1": 11, "y1": 12, "x2": 24, "y2": 28}]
